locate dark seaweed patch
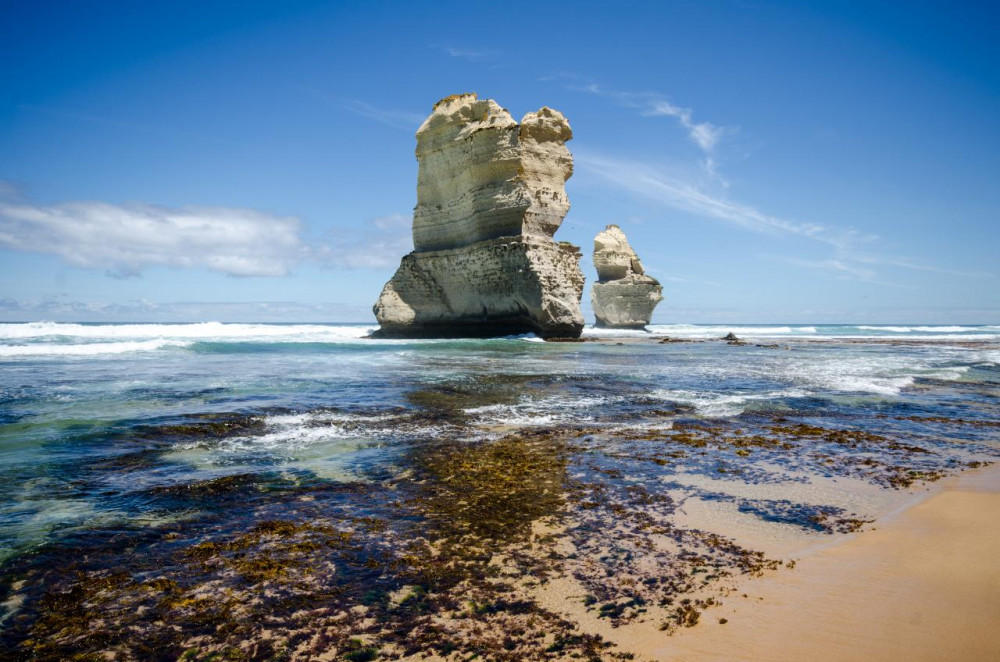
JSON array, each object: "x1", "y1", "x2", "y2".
[{"x1": 2, "y1": 377, "x2": 997, "y2": 659}]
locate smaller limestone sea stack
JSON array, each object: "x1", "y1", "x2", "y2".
[
  {"x1": 591, "y1": 225, "x2": 663, "y2": 329},
  {"x1": 373, "y1": 93, "x2": 585, "y2": 338}
]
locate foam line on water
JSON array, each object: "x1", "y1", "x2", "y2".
[
  {"x1": 649, "y1": 388, "x2": 808, "y2": 417},
  {"x1": 0, "y1": 339, "x2": 192, "y2": 357},
  {"x1": 0, "y1": 322, "x2": 377, "y2": 341},
  {"x1": 856, "y1": 325, "x2": 993, "y2": 333}
]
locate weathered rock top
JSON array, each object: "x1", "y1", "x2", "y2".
[
  {"x1": 591, "y1": 224, "x2": 663, "y2": 329},
  {"x1": 412, "y1": 93, "x2": 574, "y2": 253},
  {"x1": 594, "y1": 224, "x2": 646, "y2": 282},
  {"x1": 373, "y1": 94, "x2": 584, "y2": 339}
]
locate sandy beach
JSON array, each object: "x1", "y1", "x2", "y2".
[
  {"x1": 528, "y1": 462, "x2": 1000, "y2": 661},
  {"x1": 643, "y1": 462, "x2": 1000, "y2": 661}
]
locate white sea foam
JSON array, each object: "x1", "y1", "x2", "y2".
[
  {"x1": 178, "y1": 410, "x2": 469, "y2": 460},
  {"x1": 0, "y1": 322, "x2": 382, "y2": 358},
  {"x1": 583, "y1": 323, "x2": 999, "y2": 340},
  {"x1": 2, "y1": 322, "x2": 995, "y2": 346},
  {"x1": 464, "y1": 395, "x2": 607, "y2": 426},
  {"x1": 856, "y1": 325, "x2": 985, "y2": 333},
  {"x1": 0, "y1": 339, "x2": 191, "y2": 357},
  {"x1": 975, "y1": 349, "x2": 1000, "y2": 366},
  {"x1": 647, "y1": 347, "x2": 973, "y2": 412},
  {"x1": 0, "y1": 321, "x2": 376, "y2": 342},
  {"x1": 828, "y1": 334, "x2": 998, "y2": 341},
  {"x1": 650, "y1": 388, "x2": 808, "y2": 417},
  {"x1": 587, "y1": 324, "x2": 819, "y2": 339}
]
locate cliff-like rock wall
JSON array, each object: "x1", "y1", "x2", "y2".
[
  {"x1": 373, "y1": 93, "x2": 584, "y2": 338},
  {"x1": 591, "y1": 225, "x2": 663, "y2": 328}
]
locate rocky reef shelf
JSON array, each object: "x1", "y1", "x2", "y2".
[{"x1": 2, "y1": 342, "x2": 998, "y2": 660}]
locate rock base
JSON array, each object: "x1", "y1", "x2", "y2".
[
  {"x1": 592, "y1": 278, "x2": 663, "y2": 329},
  {"x1": 374, "y1": 236, "x2": 584, "y2": 339}
]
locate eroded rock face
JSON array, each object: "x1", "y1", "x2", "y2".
[
  {"x1": 374, "y1": 93, "x2": 584, "y2": 338},
  {"x1": 591, "y1": 225, "x2": 663, "y2": 329}
]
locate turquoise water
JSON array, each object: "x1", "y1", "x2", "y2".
[
  {"x1": 1, "y1": 322, "x2": 998, "y2": 562},
  {"x1": 1, "y1": 322, "x2": 998, "y2": 657}
]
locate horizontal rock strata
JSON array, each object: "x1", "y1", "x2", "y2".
[
  {"x1": 591, "y1": 225, "x2": 663, "y2": 329},
  {"x1": 374, "y1": 93, "x2": 584, "y2": 338}
]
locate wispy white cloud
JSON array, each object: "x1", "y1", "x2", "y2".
[
  {"x1": 571, "y1": 83, "x2": 729, "y2": 170},
  {"x1": 655, "y1": 273, "x2": 722, "y2": 287},
  {"x1": 0, "y1": 199, "x2": 307, "y2": 277},
  {"x1": 642, "y1": 98, "x2": 725, "y2": 153},
  {"x1": 852, "y1": 255, "x2": 994, "y2": 279},
  {"x1": 294, "y1": 86, "x2": 424, "y2": 131},
  {"x1": 574, "y1": 151, "x2": 989, "y2": 285},
  {"x1": 0, "y1": 297, "x2": 376, "y2": 323},
  {"x1": 779, "y1": 257, "x2": 910, "y2": 287},
  {"x1": 0, "y1": 187, "x2": 413, "y2": 276},
  {"x1": 782, "y1": 257, "x2": 877, "y2": 280},
  {"x1": 568, "y1": 79, "x2": 992, "y2": 285},
  {"x1": 440, "y1": 46, "x2": 497, "y2": 62},
  {"x1": 344, "y1": 100, "x2": 424, "y2": 131},
  {"x1": 370, "y1": 212, "x2": 410, "y2": 231},
  {"x1": 576, "y1": 152, "x2": 831, "y2": 240}
]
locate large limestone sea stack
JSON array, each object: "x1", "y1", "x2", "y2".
[
  {"x1": 373, "y1": 94, "x2": 585, "y2": 338},
  {"x1": 591, "y1": 225, "x2": 663, "y2": 328}
]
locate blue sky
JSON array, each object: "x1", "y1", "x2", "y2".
[{"x1": 1, "y1": 0, "x2": 998, "y2": 323}]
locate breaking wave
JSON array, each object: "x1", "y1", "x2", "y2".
[
  {"x1": 0, "y1": 322, "x2": 376, "y2": 342},
  {"x1": 0, "y1": 339, "x2": 192, "y2": 357}
]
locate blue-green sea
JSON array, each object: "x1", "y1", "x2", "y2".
[{"x1": 1, "y1": 321, "x2": 998, "y2": 658}]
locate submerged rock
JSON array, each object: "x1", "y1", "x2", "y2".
[
  {"x1": 722, "y1": 331, "x2": 747, "y2": 345},
  {"x1": 373, "y1": 93, "x2": 584, "y2": 338},
  {"x1": 590, "y1": 225, "x2": 663, "y2": 328}
]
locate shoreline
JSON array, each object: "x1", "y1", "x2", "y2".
[
  {"x1": 514, "y1": 462, "x2": 1000, "y2": 661},
  {"x1": 638, "y1": 462, "x2": 1000, "y2": 661}
]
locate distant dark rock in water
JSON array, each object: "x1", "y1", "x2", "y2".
[
  {"x1": 590, "y1": 225, "x2": 663, "y2": 329},
  {"x1": 372, "y1": 93, "x2": 584, "y2": 339},
  {"x1": 722, "y1": 331, "x2": 748, "y2": 346}
]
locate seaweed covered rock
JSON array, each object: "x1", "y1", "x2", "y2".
[
  {"x1": 373, "y1": 93, "x2": 584, "y2": 339},
  {"x1": 591, "y1": 225, "x2": 663, "y2": 328}
]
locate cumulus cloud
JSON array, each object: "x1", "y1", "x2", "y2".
[
  {"x1": 0, "y1": 199, "x2": 308, "y2": 277},
  {"x1": 0, "y1": 194, "x2": 418, "y2": 276}
]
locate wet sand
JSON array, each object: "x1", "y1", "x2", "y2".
[{"x1": 650, "y1": 462, "x2": 1000, "y2": 661}]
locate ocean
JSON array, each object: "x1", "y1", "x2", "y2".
[{"x1": 1, "y1": 322, "x2": 998, "y2": 658}]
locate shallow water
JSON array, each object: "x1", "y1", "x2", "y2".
[{"x1": 1, "y1": 322, "x2": 998, "y2": 659}]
